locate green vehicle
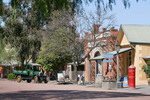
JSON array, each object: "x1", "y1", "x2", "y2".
[{"x1": 12, "y1": 63, "x2": 48, "y2": 83}]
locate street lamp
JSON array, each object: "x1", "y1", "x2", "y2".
[{"x1": 115, "y1": 44, "x2": 122, "y2": 88}]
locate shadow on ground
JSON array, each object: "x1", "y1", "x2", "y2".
[
  {"x1": 0, "y1": 90, "x2": 150, "y2": 100},
  {"x1": 57, "y1": 82, "x2": 73, "y2": 85}
]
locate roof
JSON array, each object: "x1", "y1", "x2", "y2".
[
  {"x1": 90, "y1": 56, "x2": 104, "y2": 60},
  {"x1": 116, "y1": 24, "x2": 150, "y2": 45},
  {"x1": 143, "y1": 55, "x2": 150, "y2": 59},
  {"x1": 107, "y1": 47, "x2": 134, "y2": 56},
  {"x1": 90, "y1": 47, "x2": 134, "y2": 60},
  {"x1": 68, "y1": 62, "x2": 85, "y2": 65},
  {"x1": 27, "y1": 63, "x2": 41, "y2": 66}
]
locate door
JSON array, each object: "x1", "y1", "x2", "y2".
[{"x1": 96, "y1": 60, "x2": 102, "y2": 75}]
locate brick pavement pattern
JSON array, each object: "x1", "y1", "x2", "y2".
[{"x1": 0, "y1": 79, "x2": 150, "y2": 100}]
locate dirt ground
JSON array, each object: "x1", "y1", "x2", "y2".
[{"x1": 0, "y1": 79, "x2": 150, "y2": 100}]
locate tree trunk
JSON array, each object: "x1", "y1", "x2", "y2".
[
  {"x1": 32, "y1": 52, "x2": 36, "y2": 63},
  {"x1": 73, "y1": 65, "x2": 78, "y2": 84}
]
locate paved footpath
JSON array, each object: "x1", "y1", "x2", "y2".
[{"x1": 0, "y1": 79, "x2": 150, "y2": 100}]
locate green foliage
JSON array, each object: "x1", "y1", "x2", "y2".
[
  {"x1": 4, "y1": 19, "x2": 40, "y2": 65},
  {"x1": 2, "y1": 1, "x2": 42, "y2": 66},
  {"x1": 142, "y1": 60, "x2": 150, "y2": 78},
  {"x1": 0, "y1": 44, "x2": 18, "y2": 64},
  {"x1": 0, "y1": 26, "x2": 17, "y2": 64},
  {"x1": 34, "y1": 0, "x2": 69, "y2": 20},
  {"x1": 36, "y1": 23, "x2": 72, "y2": 72},
  {"x1": 36, "y1": 52, "x2": 71, "y2": 72},
  {"x1": 0, "y1": 0, "x2": 140, "y2": 19},
  {"x1": 7, "y1": 73, "x2": 16, "y2": 80},
  {"x1": 0, "y1": 0, "x2": 2, "y2": 16}
]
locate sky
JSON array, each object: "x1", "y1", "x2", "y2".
[
  {"x1": 2, "y1": 0, "x2": 150, "y2": 30},
  {"x1": 83, "y1": 0, "x2": 150, "y2": 30},
  {"x1": 112, "y1": 0, "x2": 150, "y2": 27}
]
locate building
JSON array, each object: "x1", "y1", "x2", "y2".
[
  {"x1": 65, "y1": 62, "x2": 85, "y2": 81},
  {"x1": 0, "y1": 64, "x2": 13, "y2": 78},
  {"x1": 84, "y1": 24, "x2": 118, "y2": 83},
  {"x1": 115, "y1": 24, "x2": 150, "y2": 85}
]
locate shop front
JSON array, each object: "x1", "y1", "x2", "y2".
[{"x1": 115, "y1": 24, "x2": 150, "y2": 85}]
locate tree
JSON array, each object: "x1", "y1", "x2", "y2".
[
  {"x1": 36, "y1": 9, "x2": 73, "y2": 72},
  {"x1": 0, "y1": 43, "x2": 18, "y2": 65},
  {"x1": 0, "y1": 0, "x2": 140, "y2": 18},
  {"x1": 68, "y1": 7, "x2": 117, "y2": 82},
  {"x1": 2, "y1": 1, "x2": 42, "y2": 66},
  {"x1": 0, "y1": 26, "x2": 18, "y2": 64},
  {"x1": 38, "y1": 4, "x2": 117, "y2": 83},
  {"x1": 0, "y1": 0, "x2": 2, "y2": 16},
  {"x1": 142, "y1": 60, "x2": 150, "y2": 78}
]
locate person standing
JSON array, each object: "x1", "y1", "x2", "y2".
[{"x1": 108, "y1": 63, "x2": 112, "y2": 79}]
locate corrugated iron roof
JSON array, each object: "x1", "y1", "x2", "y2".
[
  {"x1": 90, "y1": 47, "x2": 134, "y2": 60},
  {"x1": 90, "y1": 56, "x2": 104, "y2": 60},
  {"x1": 107, "y1": 47, "x2": 134, "y2": 56},
  {"x1": 143, "y1": 55, "x2": 150, "y2": 59},
  {"x1": 121, "y1": 24, "x2": 150, "y2": 44},
  {"x1": 68, "y1": 62, "x2": 85, "y2": 65}
]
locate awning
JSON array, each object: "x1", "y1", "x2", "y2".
[
  {"x1": 107, "y1": 47, "x2": 134, "y2": 56},
  {"x1": 90, "y1": 47, "x2": 134, "y2": 60},
  {"x1": 90, "y1": 56, "x2": 104, "y2": 60},
  {"x1": 143, "y1": 55, "x2": 150, "y2": 59}
]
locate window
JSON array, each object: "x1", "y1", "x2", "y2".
[
  {"x1": 33, "y1": 66, "x2": 40, "y2": 71},
  {"x1": 88, "y1": 35, "x2": 92, "y2": 40},
  {"x1": 67, "y1": 67, "x2": 71, "y2": 72},
  {"x1": 104, "y1": 32, "x2": 110, "y2": 37},
  {"x1": 95, "y1": 33, "x2": 102, "y2": 39},
  {"x1": 129, "y1": 52, "x2": 131, "y2": 66},
  {"x1": 88, "y1": 41, "x2": 107, "y2": 47},
  {"x1": 126, "y1": 52, "x2": 132, "y2": 76}
]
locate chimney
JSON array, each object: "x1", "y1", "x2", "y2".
[
  {"x1": 102, "y1": 28, "x2": 106, "y2": 32},
  {"x1": 110, "y1": 27, "x2": 115, "y2": 31},
  {"x1": 110, "y1": 27, "x2": 118, "y2": 36},
  {"x1": 102, "y1": 28, "x2": 106, "y2": 37},
  {"x1": 93, "y1": 24, "x2": 100, "y2": 34},
  {"x1": 84, "y1": 32, "x2": 88, "y2": 39}
]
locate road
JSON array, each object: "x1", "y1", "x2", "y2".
[{"x1": 0, "y1": 79, "x2": 150, "y2": 100}]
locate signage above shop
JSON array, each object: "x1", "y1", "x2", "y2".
[
  {"x1": 104, "y1": 60, "x2": 113, "y2": 63},
  {"x1": 103, "y1": 53, "x2": 114, "y2": 59}
]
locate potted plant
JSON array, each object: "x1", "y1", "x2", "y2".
[{"x1": 142, "y1": 60, "x2": 150, "y2": 85}]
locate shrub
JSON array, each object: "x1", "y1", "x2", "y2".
[
  {"x1": 142, "y1": 60, "x2": 150, "y2": 78},
  {"x1": 7, "y1": 73, "x2": 16, "y2": 80}
]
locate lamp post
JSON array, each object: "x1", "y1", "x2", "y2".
[
  {"x1": 115, "y1": 45, "x2": 122, "y2": 88},
  {"x1": 89, "y1": 60, "x2": 91, "y2": 84}
]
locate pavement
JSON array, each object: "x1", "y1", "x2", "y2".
[
  {"x1": 0, "y1": 78, "x2": 150, "y2": 100},
  {"x1": 84, "y1": 82, "x2": 150, "y2": 94},
  {"x1": 118, "y1": 85, "x2": 150, "y2": 94}
]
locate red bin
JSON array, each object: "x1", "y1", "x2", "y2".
[{"x1": 129, "y1": 65, "x2": 136, "y2": 88}]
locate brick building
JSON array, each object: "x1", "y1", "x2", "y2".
[{"x1": 84, "y1": 24, "x2": 118, "y2": 83}]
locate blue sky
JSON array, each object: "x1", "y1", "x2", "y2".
[
  {"x1": 112, "y1": 0, "x2": 150, "y2": 26},
  {"x1": 83, "y1": 0, "x2": 150, "y2": 29},
  {"x1": 3, "y1": 0, "x2": 150, "y2": 29}
]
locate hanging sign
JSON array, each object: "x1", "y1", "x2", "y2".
[
  {"x1": 104, "y1": 60, "x2": 113, "y2": 63},
  {"x1": 103, "y1": 53, "x2": 114, "y2": 59}
]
